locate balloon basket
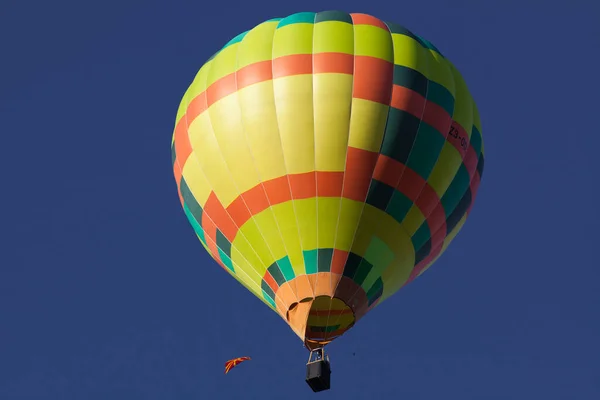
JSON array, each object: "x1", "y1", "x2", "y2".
[{"x1": 305, "y1": 348, "x2": 331, "y2": 392}]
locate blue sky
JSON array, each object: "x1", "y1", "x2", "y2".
[{"x1": 1, "y1": 0, "x2": 599, "y2": 399}]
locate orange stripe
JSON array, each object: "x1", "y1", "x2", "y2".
[
  {"x1": 173, "y1": 163, "x2": 184, "y2": 207},
  {"x1": 391, "y1": 84, "x2": 453, "y2": 136},
  {"x1": 236, "y1": 60, "x2": 272, "y2": 89},
  {"x1": 316, "y1": 171, "x2": 344, "y2": 197},
  {"x1": 353, "y1": 56, "x2": 394, "y2": 105},
  {"x1": 263, "y1": 271, "x2": 278, "y2": 293},
  {"x1": 204, "y1": 192, "x2": 237, "y2": 242},
  {"x1": 289, "y1": 172, "x2": 316, "y2": 199},
  {"x1": 273, "y1": 53, "x2": 312, "y2": 77},
  {"x1": 463, "y1": 143, "x2": 479, "y2": 179},
  {"x1": 350, "y1": 13, "x2": 389, "y2": 30},
  {"x1": 342, "y1": 147, "x2": 379, "y2": 201},
  {"x1": 314, "y1": 53, "x2": 354, "y2": 74},
  {"x1": 173, "y1": 119, "x2": 193, "y2": 168},
  {"x1": 330, "y1": 250, "x2": 349, "y2": 275}
]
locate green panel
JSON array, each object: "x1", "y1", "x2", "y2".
[
  {"x1": 303, "y1": 249, "x2": 318, "y2": 274},
  {"x1": 262, "y1": 289, "x2": 276, "y2": 307},
  {"x1": 441, "y1": 164, "x2": 471, "y2": 217},
  {"x1": 276, "y1": 256, "x2": 296, "y2": 281},
  {"x1": 411, "y1": 222, "x2": 431, "y2": 252},
  {"x1": 183, "y1": 204, "x2": 206, "y2": 245},
  {"x1": 317, "y1": 248, "x2": 334, "y2": 273},
  {"x1": 315, "y1": 10, "x2": 352, "y2": 24},
  {"x1": 218, "y1": 249, "x2": 235, "y2": 272},
  {"x1": 386, "y1": 190, "x2": 414, "y2": 224},
  {"x1": 405, "y1": 122, "x2": 447, "y2": 180},
  {"x1": 277, "y1": 12, "x2": 315, "y2": 28},
  {"x1": 427, "y1": 81, "x2": 455, "y2": 116}
]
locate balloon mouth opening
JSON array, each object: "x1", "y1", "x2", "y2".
[{"x1": 286, "y1": 295, "x2": 356, "y2": 348}]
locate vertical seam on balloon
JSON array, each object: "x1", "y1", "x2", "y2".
[
  {"x1": 322, "y1": 11, "x2": 355, "y2": 344},
  {"x1": 233, "y1": 26, "x2": 301, "y2": 307},
  {"x1": 187, "y1": 56, "x2": 289, "y2": 313},
  {"x1": 311, "y1": 12, "x2": 322, "y2": 315},
  {"x1": 326, "y1": 15, "x2": 394, "y2": 335},
  {"x1": 270, "y1": 18, "x2": 314, "y2": 306}
]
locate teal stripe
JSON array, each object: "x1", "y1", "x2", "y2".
[
  {"x1": 470, "y1": 126, "x2": 483, "y2": 156},
  {"x1": 386, "y1": 190, "x2": 413, "y2": 223},
  {"x1": 303, "y1": 249, "x2": 318, "y2": 274},
  {"x1": 440, "y1": 164, "x2": 471, "y2": 218},
  {"x1": 183, "y1": 204, "x2": 206, "y2": 246},
  {"x1": 262, "y1": 290, "x2": 276, "y2": 307},
  {"x1": 317, "y1": 248, "x2": 333, "y2": 273},
  {"x1": 411, "y1": 223, "x2": 431, "y2": 252},
  {"x1": 276, "y1": 256, "x2": 296, "y2": 281},
  {"x1": 218, "y1": 249, "x2": 235, "y2": 272},
  {"x1": 415, "y1": 34, "x2": 444, "y2": 57},
  {"x1": 427, "y1": 81, "x2": 455, "y2": 116},
  {"x1": 315, "y1": 10, "x2": 352, "y2": 24},
  {"x1": 277, "y1": 12, "x2": 316, "y2": 28},
  {"x1": 222, "y1": 30, "x2": 249, "y2": 50},
  {"x1": 405, "y1": 122, "x2": 446, "y2": 180}
]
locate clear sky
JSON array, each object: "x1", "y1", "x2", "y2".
[{"x1": 2, "y1": 0, "x2": 599, "y2": 399}]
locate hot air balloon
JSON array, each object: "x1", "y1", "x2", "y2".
[{"x1": 171, "y1": 10, "x2": 484, "y2": 392}]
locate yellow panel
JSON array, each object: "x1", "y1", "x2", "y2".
[
  {"x1": 449, "y1": 64, "x2": 474, "y2": 135},
  {"x1": 313, "y1": 21, "x2": 354, "y2": 54},
  {"x1": 313, "y1": 74, "x2": 352, "y2": 171},
  {"x1": 273, "y1": 75, "x2": 315, "y2": 174},
  {"x1": 391, "y1": 34, "x2": 431, "y2": 77},
  {"x1": 185, "y1": 60, "x2": 214, "y2": 105},
  {"x1": 208, "y1": 94, "x2": 262, "y2": 202},
  {"x1": 251, "y1": 207, "x2": 289, "y2": 263},
  {"x1": 354, "y1": 25, "x2": 394, "y2": 60},
  {"x1": 268, "y1": 201, "x2": 304, "y2": 275},
  {"x1": 236, "y1": 21, "x2": 279, "y2": 68},
  {"x1": 347, "y1": 99, "x2": 389, "y2": 152},
  {"x1": 427, "y1": 50, "x2": 456, "y2": 96},
  {"x1": 427, "y1": 142, "x2": 463, "y2": 198},
  {"x1": 333, "y1": 199, "x2": 364, "y2": 252},
  {"x1": 357, "y1": 206, "x2": 415, "y2": 299},
  {"x1": 272, "y1": 23, "x2": 314, "y2": 58},
  {"x1": 294, "y1": 198, "x2": 318, "y2": 251},
  {"x1": 316, "y1": 198, "x2": 342, "y2": 249},
  {"x1": 174, "y1": 88, "x2": 191, "y2": 132},
  {"x1": 187, "y1": 113, "x2": 239, "y2": 206},
  {"x1": 308, "y1": 312, "x2": 354, "y2": 326},
  {"x1": 400, "y1": 204, "x2": 426, "y2": 237},
  {"x1": 233, "y1": 218, "x2": 272, "y2": 276},
  {"x1": 206, "y1": 44, "x2": 239, "y2": 86},
  {"x1": 181, "y1": 158, "x2": 212, "y2": 207},
  {"x1": 237, "y1": 81, "x2": 288, "y2": 181}
]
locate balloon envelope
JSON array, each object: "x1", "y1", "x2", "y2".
[{"x1": 171, "y1": 11, "x2": 485, "y2": 349}]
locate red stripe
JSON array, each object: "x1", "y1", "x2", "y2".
[
  {"x1": 173, "y1": 163, "x2": 184, "y2": 207},
  {"x1": 352, "y1": 56, "x2": 394, "y2": 105},
  {"x1": 350, "y1": 13, "x2": 389, "y2": 30},
  {"x1": 263, "y1": 271, "x2": 278, "y2": 293}
]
